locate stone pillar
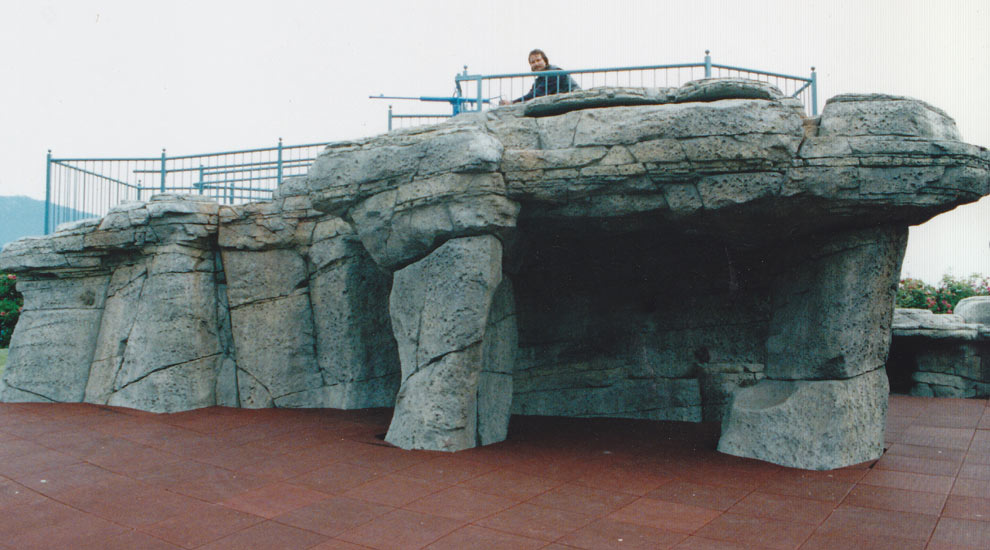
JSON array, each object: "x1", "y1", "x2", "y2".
[
  {"x1": 1, "y1": 275, "x2": 109, "y2": 402},
  {"x1": 719, "y1": 226, "x2": 907, "y2": 469},
  {"x1": 385, "y1": 235, "x2": 516, "y2": 451},
  {"x1": 89, "y1": 245, "x2": 224, "y2": 412}
]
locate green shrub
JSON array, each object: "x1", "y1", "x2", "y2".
[
  {"x1": 896, "y1": 273, "x2": 990, "y2": 314},
  {"x1": 1, "y1": 272, "x2": 23, "y2": 348}
]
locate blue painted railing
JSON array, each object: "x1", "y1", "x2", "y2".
[
  {"x1": 44, "y1": 139, "x2": 330, "y2": 234},
  {"x1": 385, "y1": 50, "x2": 817, "y2": 130}
]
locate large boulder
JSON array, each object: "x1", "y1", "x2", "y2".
[{"x1": 717, "y1": 368, "x2": 889, "y2": 470}]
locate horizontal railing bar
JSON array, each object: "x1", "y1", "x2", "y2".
[
  {"x1": 52, "y1": 144, "x2": 330, "y2": 164},
  {"x1": 198, "y1": 174, "x2": 292, "y2": 185},
  {"x1": 50, "y1": 161, "x2": 141, "y2": 189},
  {"x1": 124, "y1": 185, "x2": 274, "y2": 194},
  {"x1": 199, "y1": 187, "x2": 275, "y2": 194},
  {"x1": 198, "y1": 182, "x2": 280, "y2": 191},
  {"x1": 165, "y1": 142, "x2": 331, "y2": 160},
  {"x1": 710, "y1": 63, "x2": 811, "y2": 82},
  {"x1": 461, "y1": 64, "x2": 811, "y2": 85},
  {"x1": 200, "y1": 163, "x2": 313, "y2": 176},
  {"x1": 132, "y1": 159, "x2": 315, "y2": 175},
  {"x1": 53, "y1": 157, "x2": 160, "y2": 162},
  {"x1": 391, "y1": 114, "x2": 451, "y2": 119},
  {"x1": 457, "y1": 63, "x2": 706, "y2": 82}
]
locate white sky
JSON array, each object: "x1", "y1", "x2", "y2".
[{"x1": 1, "y1": 0, "x2": 988, "y2": 284}]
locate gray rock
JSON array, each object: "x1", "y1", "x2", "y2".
[
  {"x1": 385, "y1": 235, "x2": 507, "y2": 451},
  {"x1": 85, "y1": 263, "x2": 148, "y2": 404},
  {"x1": 477, "y1": 278, "x2": 517, "y2": 445},
  {"x1": 892, "y1": 308, "x2": 981, "y2": 340},
  {"x1": 349, "y1": 172, "x2": 519, "y2": 269},
  {"x1": 766, "y1": 226, "x2": 907, "y2": 380},
  {"x1": 1, "y1": 307, "x2": 105, "y2": 402},
  {"x1": 523, "y1": 86, "x2": 674, "y2": 117},
  {"x1": 1, "y1": 83, "x2": 988, "y2": 471},
  {"x1": 671, "y1": 78, "x2": 784, "y2": 103},
  {"x1": 308, "y1": 222, "x2": 399, "y2": 409},
  {"x1": 954, "y1": 296, "x2": 990, "y2": 325},
  {"x1": 229, "y1": 289, "x2": 321, "y2": 408},
  {"x1": 888, "y1": 306, "x2": 990, "y2": 399},
  {"x1": 718, "y1": 368, "x2": 889, "y2": 470},
  {"x1": 819, "y1": 94, "x2": 961, "y2": 140}
]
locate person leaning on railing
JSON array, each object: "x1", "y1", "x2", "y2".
[{"x1": 499, "y1": 49, "x2": 580, "y2": 105}]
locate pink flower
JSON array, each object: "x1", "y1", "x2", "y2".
[
  {"x1": 0, "y1": 311, "x2": 5, "y2": 317},
  {"x1": 5, "y1": 274, "x2": 14, "y2": 280}
]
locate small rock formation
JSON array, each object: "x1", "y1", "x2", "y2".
[
  {"x1": 888, "y1": 299, "x2": 990, "y2": 398},
  {"x1": 3, "y1": 79, "x2": 988, "y2": 470}
]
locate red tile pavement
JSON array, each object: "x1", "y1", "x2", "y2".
[{"x1": 0, "y1": 395, "x2": 984, "y2": 549}]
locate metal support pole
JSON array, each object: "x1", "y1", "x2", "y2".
[
  {"x1": 475, "y1": 74, "x2": 483, "y2": 113},
  {"x1": 704, "y1": 50, "x2": 712, "y2": 78},
  {"x1": 277, "y1": 137, "x2": 284, "y2": 186},
  {"x1": 197, "y1": 165, "x2": 205, "y2": 194},
  {"x1": 810, "y1": 67, "x2": 818, "y2": 116},
  {"x1": 388, "y1": 105, "x2": 393, "y2": 131},
  {"x1": 160, "y1": 148, "x2": 167, "y2": 193},
  {"x1": 44, "y1": 149, "x2": 52, "y2": 235}
]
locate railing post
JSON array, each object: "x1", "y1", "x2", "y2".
[
  {"x1": 197, "y1": 165, "x2": 205, "y2": 194},
  {"x1": 160, "y1": 148, "x2": 167, "y2": 194},
  {"x1": 704, "y1": 50, "x2": 712, "y2": 78},
  {"x1": 388, "y1": 105, "x2": 393, "y2": 131},
  {"x1": 277, "y1": 137, "x2": 284, "y2": 186},
  {"x1": 44, "y1": 149, "x2": 52, "y2": 235},
  {"x1": 474, "y1": 69, "x2": 482, "y2": 113},
  {"x1": 810, "y1": 67, "x2": 818, "y2": 116}
]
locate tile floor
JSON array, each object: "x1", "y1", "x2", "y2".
[{"x1": 0, "y1": 395, "x2": 986, "y2": 549}]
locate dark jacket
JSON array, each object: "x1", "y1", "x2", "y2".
[{"x1": 515, "y1": 65, "x2": 580, "y2": 103}]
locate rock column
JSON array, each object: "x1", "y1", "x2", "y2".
[
  {"x1": 718, "y1": 226, "x2": 907, "y2": 469},
  {"x1": 385, "y1": 235, "x2": 514, "y2": 451}
]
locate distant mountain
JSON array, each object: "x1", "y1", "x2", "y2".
[
  {"x1": 0, "y1": 196, "x2": 98, "y2": 250},
  {"x1": 0, "y1": 196, "x2": 45, "y2": 249}
]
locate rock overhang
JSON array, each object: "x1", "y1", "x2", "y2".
[{"x1": 285, "y1": 79, "x2": 988, "y2": 268}]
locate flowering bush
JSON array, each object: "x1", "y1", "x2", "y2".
[
  {"x1": 896, "y1": 274, "x2": 990, "y2": 314},
  {"x1": 0, "y1": 272, "x2": 23, "y2": 348}
]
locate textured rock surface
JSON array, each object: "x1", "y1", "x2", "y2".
[
  {"x1": 765, "y1": 226, "x2": 907, "y2": 381},
  {"x1": 1, "y1": 196, "x2": 226, "y2": 411},
  {"x1": 954, "y1": 296, "x2": 990, "y2": 325},
  {"x1": 717, "y1": 368, "x2": 889, "y2": 470},
  {"x1": 0, "y1": 194, "x2": 399, "y2": 412},
  {"x1": 385, "y1": 235, "x2": 506, "y2": 451},
  {"x1": 2, "y1": 80, "x2": 988, "y2": 469},
  {"x1": 888, "y1": 307, "x2": 990, "y2": 398}
]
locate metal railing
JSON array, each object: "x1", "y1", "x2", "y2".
[
  {"x1": 387, "y1": 106, "x2": 453, "y2": 131},
  {"x1": 44, "y1": 139, "x2": 331, "y2": 234},
  {"x1": 386, "y1": 50, "x2": 817, "y2": 128}
]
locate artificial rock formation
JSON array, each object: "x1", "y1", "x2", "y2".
[
  {"x1": 3, "y1": 79, "x2": 988, "y2": 470},
  {"x1": 888, "y1": 299, "x2": 990, "y2": 398}
]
